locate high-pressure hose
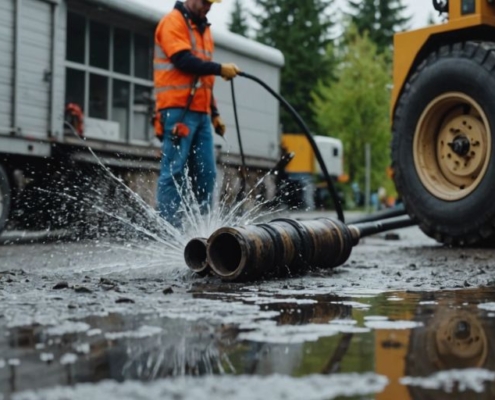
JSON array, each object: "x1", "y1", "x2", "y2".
[
  {"x1": 237, "y1": 71, "x2": 345, "y2": 224},
  {"x1": 232, "y1": 72, "x2": 408, "y2": 224},
  {"x1": 230, "y1": 80, "x2": 247, "y2": 198}
]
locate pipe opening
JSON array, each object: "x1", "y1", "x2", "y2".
[
  {"x1": 184, "y1": 238, "x2": 208, "y2": 272},
  {"x1": 208, "y1": 233, "x2": 243, "y2": 276}
]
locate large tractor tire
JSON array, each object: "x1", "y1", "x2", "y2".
[
  {"x1": 0, "y1": 165, "x2": 11, "y2": 235},
  {"x1": 392, "y1": 42, "x2": 495, "y2": 246}
]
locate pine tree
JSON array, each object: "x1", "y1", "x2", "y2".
[
  {"x1": 254, "y1": 0, "x2": 336, "y2": 133},
  {"x1": 228, "y1": 0, "x2": 250, "y2": 37},
  {"x1": 347, "y1": 0, "x2": 410, "y2": 52}
]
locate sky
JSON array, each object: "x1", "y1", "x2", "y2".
[{"x1": 132, "y1": 0, "x2": 440, "y2": 32}]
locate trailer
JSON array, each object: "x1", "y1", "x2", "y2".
[
  {"x1": 281, "y1": 134, "x2": 344, "y2": 210},
  {"x1": 0, "y1": 0, "x2": 284, "y2": 234}
]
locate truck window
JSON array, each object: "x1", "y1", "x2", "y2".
[
  {"x1": 133, "y1": 85, "x2": 153, "y2": 142},
  {"x1": 134, "y1": 34, "x2": 152, "y2": 80},
  {"x1": 112, "y1": 80, "x2": 130, "y2": 140},
  {"x1": 66, "y1": 12, "x2": 85, "y2": 64},
  {"x1": 65, "y1": 69, "x2": 85, "y2": 110},
  {"x1": 65, "y1": 13, "x2": 153, "y2": 143},
  {"x1": 90, "y1": 21, "x2": 110, "y2": 70},
  {"x1": 89, "y1": 74, "x2": 108, "y2": 119},
  {"x1": 114, "y1": 28, "x2": 131, "y2": 75}
]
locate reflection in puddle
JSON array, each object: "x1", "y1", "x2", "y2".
[
  {"x1": 1, "y1": 288, "x2": 495, "y2": 399},
  {"x1": 13, "y1": 373, "x2": 390, "y2": 400}
]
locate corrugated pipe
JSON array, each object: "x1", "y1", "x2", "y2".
[{"x1": 184, "y1": 215, "x2": 415, "y2": 282}]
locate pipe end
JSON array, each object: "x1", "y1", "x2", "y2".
[
  {"x1": 207, "y1": 228, "x2": 246, "y2": 280},
  {"x1": 184, "y1": 238, "x2": 210, "y2": 276}
]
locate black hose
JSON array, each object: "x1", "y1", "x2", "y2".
[
  {"x1": 353, "y1": 215, "x2": 416, "y2": 238},
  {"x1": 230, "y1": 79, "x2": 247, "y2": 195},
  {"x1": 238, "y1": 71, "x2": 345, "y2": 223},
  {"x1": 347, "y1": 203, "x2": 407, "y2": 224}
]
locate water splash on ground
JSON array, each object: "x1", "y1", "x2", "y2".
[{"x1": 34, "y1": 160, "x2": 283, "y2": 279}]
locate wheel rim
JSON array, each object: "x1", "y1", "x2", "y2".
[
  {"x1": 432, "y1": 311, "x2": 488, "y2": 369},
  {"x1": 413, "y1": 92, "x2": 492, "y2": 201}
]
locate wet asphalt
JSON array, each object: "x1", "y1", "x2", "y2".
[{"x1": 0, "y1": 215, "x2": 494, "y2": 399}]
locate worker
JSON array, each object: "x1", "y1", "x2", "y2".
[{"x1": 154, "y1": 0, "x2": 240, "y2": 228}]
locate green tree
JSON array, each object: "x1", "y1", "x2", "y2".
[
  {"x1": 228, "y1": 0, "x2": 250, "y2": 37},
  {"x1": 254, "y1": 0, "x2": 336, "y2": 133},
  {"x1": 312, "y1": 26, "x2": 393, "y2": 195},
  {"x1": 347, "y1": 0, "x2": 410, "y2": 52}
]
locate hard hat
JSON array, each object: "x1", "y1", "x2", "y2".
[{"x1": 207, "y1": 0, "x2": 222, "y2": 3}]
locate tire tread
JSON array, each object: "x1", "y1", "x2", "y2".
[{"x1": 392, "y1": 40, "x2": 495, "y2": 246}]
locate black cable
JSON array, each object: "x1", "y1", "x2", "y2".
[
  {"x1": 238, "y1": 71, "x2": 345, "y2": 223},
  {"x1": 347, "y1": 203, "x2": 407, "y2": 225},
  {"x1": 353, "y1": 215, "x2": 416, "y2": 238},
  {"x1": 230, "y1": 79, "x2": 247, "y2": 195}
]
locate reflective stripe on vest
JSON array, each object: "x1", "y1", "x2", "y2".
[
  {"x1": 153, "y1": 62, "x2": 174, "y2": 71},
  {"x1": 155, "y1": 44, "x2": 167, "y2": 59}
]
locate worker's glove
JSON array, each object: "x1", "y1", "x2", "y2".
[
  {"x1": 220, "y1": 63, "x2": 240, "y2": 80},
  {"x1": 212, "y1": 115, "x2": 226, "y2": 137}
]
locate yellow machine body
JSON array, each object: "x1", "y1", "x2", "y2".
[
  {"x1": 391, "y1": 0, "x2": 495, "y2": 246},
  {"x1": 392, "y1": 0, "x2": 495, "y2": 114},
  {"x1": 282, "y1": 134, "x2": 315, "y2": 174}
]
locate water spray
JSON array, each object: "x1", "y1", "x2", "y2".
[{"x1": 184, "y1": 215, "x2": 415, "y2": 282}]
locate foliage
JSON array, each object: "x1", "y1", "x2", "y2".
[
  {"x1": 253, "y1": 0, "x2": 337, "y2": 133},
  {"x1": 346, "y1": 0, "x2": 410, "y2": 52},
  {"x1": 228, "y1": 0, "x2": 250, "y2": 37},
  {"x1": 312, "y1": 25, "x2": 393, "y2": 195}
]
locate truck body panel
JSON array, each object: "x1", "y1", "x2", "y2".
[
  {"x1": 391, "y1": 0, "x2": 495, "y2": 245},
  {"x1": 282, "y1": 134, "x2": 343, "y2": 177},
  {"x1": 392, "y1": 0, "x2": 495, "y2": 113},
  {"x1": 0, "y1": 0, "x2": 285, "y2": 233}
]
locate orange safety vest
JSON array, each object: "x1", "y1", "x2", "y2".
[{"x1": 154, "y1": 9, "x2": 215, "y2": 114}]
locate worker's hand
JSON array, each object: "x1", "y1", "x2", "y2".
[
  {"x1": 212, "y1": 115, "x2": 226, "y2": 137},
  {"x1": 220, "y1": 63, "x2": 240, "y2": 80}
]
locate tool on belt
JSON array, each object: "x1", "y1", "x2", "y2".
[{"x1": 154, "y1": 77, "x2": 199, "y2": 145}]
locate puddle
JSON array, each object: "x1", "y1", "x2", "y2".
[{"x1": 1, "y1": 286, "x2": 495, "y2": 399}]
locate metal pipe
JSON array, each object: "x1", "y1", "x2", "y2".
[
  {"x1": 205, "y1": 218, "x2": 360, "y2": 282},
  {"x1": 183, "y1": 237, "x2": 211, "y2": 276},
  {"x1": 206, "y1": 225, "x2": 275, "y2": 281},
  {"x1": 193, "y1": 215, "x2": 415, "y2": 282}
]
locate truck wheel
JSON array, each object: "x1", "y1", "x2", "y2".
[
  {"x1": 0, "y1": 165, "x2": 11, "y2": 235},
  {"x1": 392, "y1": 42, "x2": 495, "y2": 245}
]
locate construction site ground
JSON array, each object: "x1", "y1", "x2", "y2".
[{"x1": 1, "y1": 211, "x2": 494, "y2": 399}]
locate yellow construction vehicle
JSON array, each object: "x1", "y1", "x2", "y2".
[
  {"x1": 280, "y1": 133, "x2": 344, "y2": 210},
  {"x1": 392, "y1": 0, "x2": 495, "y2": 245}
]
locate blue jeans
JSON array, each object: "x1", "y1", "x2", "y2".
[{"x1": 157, "y1": 108, "x2": 217, "y2": 228}]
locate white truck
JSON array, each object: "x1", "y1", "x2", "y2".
[{"x1": 0, "y1": 0, "x2": 284, "y2": 235}]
